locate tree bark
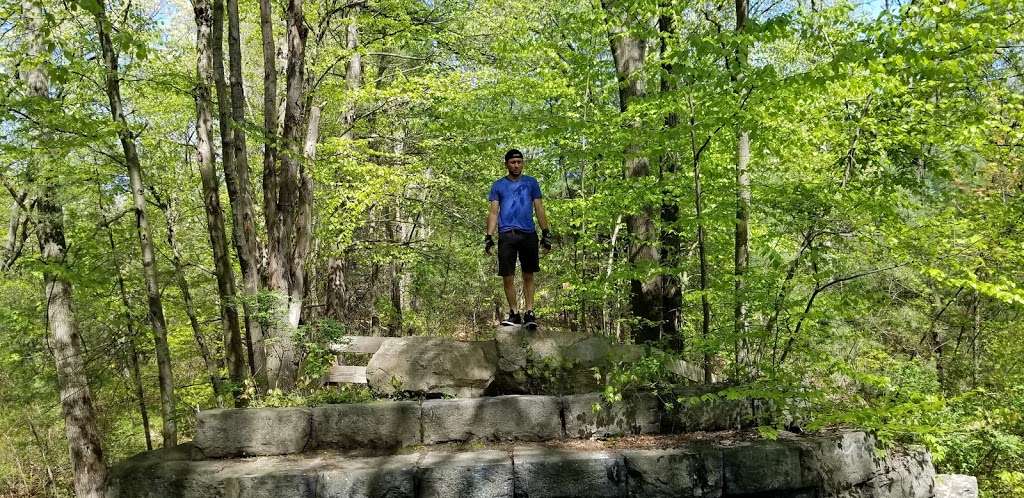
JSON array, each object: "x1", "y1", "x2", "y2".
[
  {"x1": 28, "y1": 6, "x2": 109, "y2": 490},
  {"x1": 94, "y1": 3, "x2": 177, "y2": 446},
  {"x1": 258, "y1": 0, "x2": 279, "y2": 266},
  {"x1": 601, "y1": 0, "x2": 663, "y2": 344},
  {"x1": 658, "y1": 9, "x2": 681, "y2": 348},
  {"x1": 224, "y1": 0, "x2": 265, "y2": 380},
  {"x1": 262, "y1": 0, "x2": 311, "y2": 389},
  {"x1": 342, "y1": 6, "x2": 362, "y2": 139},
  {"x1": 195, "y1": 0, "x2": 247, "y2": 395}
]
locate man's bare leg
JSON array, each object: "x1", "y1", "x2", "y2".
[
  {"x1": 502, "y1": 274, "x2": 518, "y2": 312},
  {"x1": 523, "y1": 272, "x2": 535, "y2": 312}
]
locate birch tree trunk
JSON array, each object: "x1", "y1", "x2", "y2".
[
  {"x1": 195, "y1": 0, "x2": 247, "y2": 395},
  {"x1": 94, "y1": 2, "x2": 177, "y2": 446},
  {"x1": 26, "y1": 6, "x2": 108, "y2": 492}
]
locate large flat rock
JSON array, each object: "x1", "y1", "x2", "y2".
[
  {"x1": 366, "y1": 337, "x2": 498, "y2": 398},
  {"x1": 194, "y1": 407, "x2": 311, "y2": 458},
  {"x1": 422, "y1": 395, "x2": 562, "y2": 444},
  {"x1": 311, "y1": 400, "x2": 420, "y2": 450}
]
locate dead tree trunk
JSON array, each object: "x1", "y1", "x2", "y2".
[
  {"x1": 94, "y1": 2, "x2": 176, "y2": 446},
  {"x1": 195, "y1": 0, "x2": 247, "y2": 395},
  {"x1": 26, "y1": 11, "x2": 108, "y2": 491}
]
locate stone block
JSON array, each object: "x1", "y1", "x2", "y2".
[
  {"x1": 222, "y1": 458, "x2": 319, "y2": 498},
  {"x1": 933, "y1": 474, "x2": 978, "y2": 498},
  {"x1": 492, "y1": 330, "x2": 649, "y2": 395},
  {"x1": 722, "y1": 441, "x2": 803, "y2": 495},
  {"x1": 421, "y1": 395, "x2": 562, "y2": 444},
  {"x1": 193, "y1": 407, "x2": 311, "y2": 458},
  {"x1": 107, "y1": 459, "x2": 230, "y2": 498},
  {"x1": 798, "y1": 431, "x2": 877, "y2": 492},
  {"x1": 315, "y1": 454, "x2": 419, "y2": 498},
  {"x1": 622, "y1": 447, "x2": 723, "y2": 498},
  {"x1": 562, "y1": 392, "x2": 661, "y2": 439},
  {"x1": 666, "y1": 387, "x2": 757, "y2": 432},
  {"x1": 513, "y1": 447, "x2": 627, "y2": 497},
  {"x1": 865, "y1": 447, "x2": 935, "y2": 498},
  {"x1": 311, "y1": 401, "x2": 420, "y2": 450},
  {"x1": 366, "y1": 337, "x2": 497, "y2": 398},
  {"x1": 418, "y1": 450, "x2": 514, "y2": 498}
]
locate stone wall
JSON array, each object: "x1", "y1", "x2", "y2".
[
  {"x1": 192, "y1": 392, "x2": 766, "y2": 458},
  {"x1": 107, "y1": 431, "x2": 939, "y2": 498}
]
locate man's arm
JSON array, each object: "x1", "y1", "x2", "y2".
[
  {"x1": 487, "y1": 200, "x2": 500, "y2": 236},
  {"x1": 533, "y1": 198, "x2": 550, "y2": 231}
]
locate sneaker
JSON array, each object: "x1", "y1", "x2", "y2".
[
  {"x1": 523, "y1": 310, "x2": 537, "y2": 329},
  {"x1": 500, "y1": 311, "x2": 522, "y2": 326}
]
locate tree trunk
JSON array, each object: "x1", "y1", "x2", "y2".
[
  {"x1": 38, "y1": 195, "x2": 109, "y2": 498},
  {"x1": 658, "y1": 10, "x2": 681, "y2": 348},
  {"x1": 27, "y1": 11, "x2": 108, "y2": 492},
  {"x1": 195, "y1": 0, "x2": 247, "y2": 396},
  {"x1": 601, "y1": 0, "x2": 662, "y2": 344},
  {"x1": 258, "y1": 0, "x2": 279, "y2": 266},
  {"x1": 2, "y1": 189, "x2": 29, "y2": 271},
  {"x1": 733, "y1": 0, "x2": 752, "y2": 377},
  {"x1": 94, "y1": 3, "x2": 177, "y2": 446},
  {"x1": 262, "y1": 0, "x2": 311, "y2": 388},
  {"x1": 687, "y1": 94, "x2": 714, "y2": 383},
  {"x1": 223, "y1": 0, "x2": 264, "y2": 380},
  {"x1": 324, "y1": 257, "x2": 347, "y2": 320},
  {"x1": 342, "y1": 6, "x2": 362, "y2": 139},
  {"x1": 154, "y1": 188, "x2": 227, "y2": 406}
]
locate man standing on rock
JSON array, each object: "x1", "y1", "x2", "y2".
[{"x1": 485, "y1": 149, "x2": 552, "y2": 328}]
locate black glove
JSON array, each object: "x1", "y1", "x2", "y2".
[
  {"x1": 484, "y1": 234, "x2": 495, "y2": 254},
  {"x1": 541, "y1": 229, "x2": 552, "y2": 251}
]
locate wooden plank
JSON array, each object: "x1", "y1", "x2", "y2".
[
  {"x1": 325, "y1": 365, "x2": 368, "y2": 384},
  {"x1": 328, "y1": 336, "x2": 387, "y2": 354}
]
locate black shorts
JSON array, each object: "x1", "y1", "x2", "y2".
[{"x1": 497, "y1": 229, "x2": 540, "y2": 276}]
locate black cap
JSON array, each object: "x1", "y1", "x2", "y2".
[{"x1": 504, "y1": 148, "x2": 524, "y2": 163}]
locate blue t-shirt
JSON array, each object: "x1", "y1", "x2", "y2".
[{"x1": 488, "y1": 175, "x2": 543, "y2": 232}]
